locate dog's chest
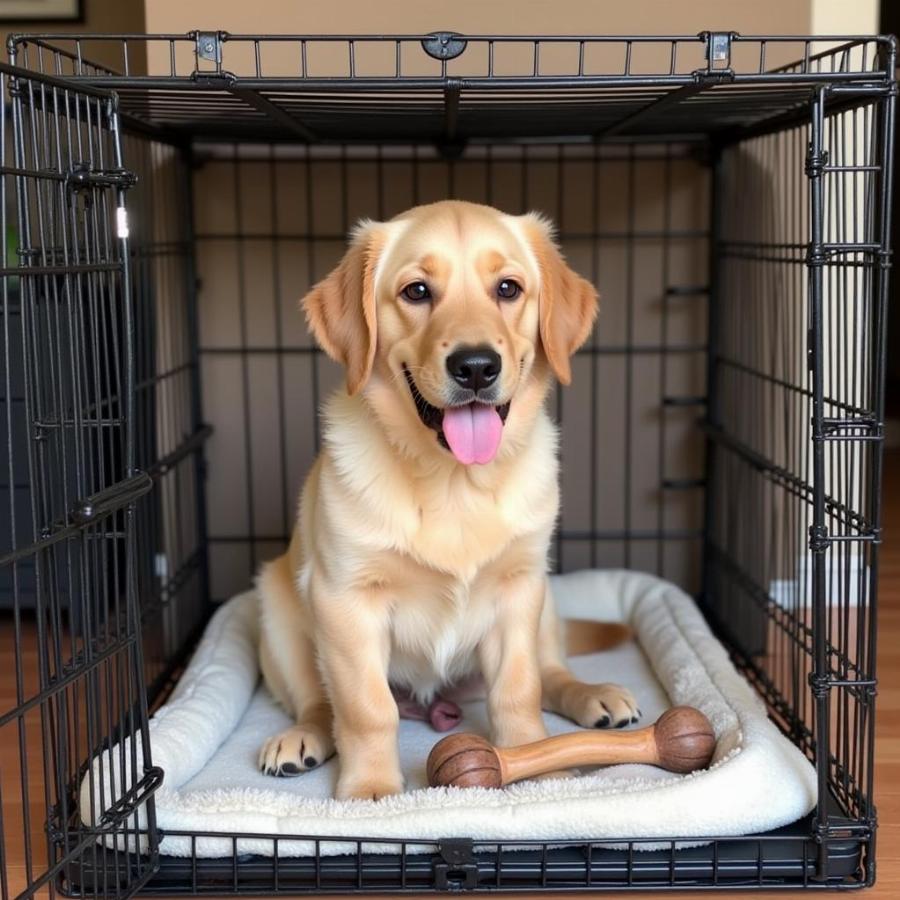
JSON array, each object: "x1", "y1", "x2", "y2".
[
  {"x1": 386, "y1": 457, "x2": 555, "y2": 578},
  {"x1": 387, "y1": 577, "x2": 494, "y2": 695},
  {"x1": 408, "y1": 487, "x2": 515, "y2": 574}
]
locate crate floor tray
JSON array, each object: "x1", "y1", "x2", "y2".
[
  {"x1": 80, "y1": 570, "x2": 816, "y2": 857},
  {"x1": 73, "y1": 798, "x2": 863, "y2": 893}
]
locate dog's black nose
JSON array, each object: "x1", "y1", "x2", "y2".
[{"x1": 446, "y1": 346, "x2": 502, "y2": 392}]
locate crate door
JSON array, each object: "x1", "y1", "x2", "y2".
[{"x1": 0, "y1": 64, "x2": 161, "y2": 899}]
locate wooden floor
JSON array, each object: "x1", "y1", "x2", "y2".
[
  {"x1": 2, "y1": 452, "x2": 900, "y2": 898},
  {"x1": 654, "y1": 440, "x2": 900, "y2": 900},
  {"x1": 856, "y1": 448, "x2": 900, "y2": 897}
]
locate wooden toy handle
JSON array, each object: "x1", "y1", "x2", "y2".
[
  {"x1": 499, "y1": 727, "x2": 658, "y2": 783},
  {"x1": 426, "y1": 706, "x2": 716, "y2": 789}
]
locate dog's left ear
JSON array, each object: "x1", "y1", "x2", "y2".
[
  {"x1": 302, "y1": 221, "x2": 386, "y2": 395},
  {"x1": 519, "y1": 213, "x2": 598, "y2": 385}
]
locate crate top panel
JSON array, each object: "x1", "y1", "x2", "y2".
[{"x1": 7, "y1": 31, "x2": 896, "y2": 144}]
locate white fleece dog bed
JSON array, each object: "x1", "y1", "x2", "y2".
[{"x1": 81, "y1": 570, "x2": 816, "y2": 857}]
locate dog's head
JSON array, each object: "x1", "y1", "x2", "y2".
[{"x1": 303, "y1": 200, "x2": 597, "y2": 465}]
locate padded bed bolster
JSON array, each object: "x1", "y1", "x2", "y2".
[{"x1": 80, "y1": 570, "x2": 817, "y2": 857}]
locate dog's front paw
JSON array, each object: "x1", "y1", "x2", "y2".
[
  {"x1": 562, "y1": 682, "x2": 641, "y2": 729},
  {"x1": 258, "y1": 724, "x2": 335, "y2": 777},
  {"x1": 335, "y1": 771, "x2": 404, "y2": 801}
]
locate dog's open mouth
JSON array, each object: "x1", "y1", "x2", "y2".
[{"x1": 403, "y1": 365, "x2": 510, "y2": 465}]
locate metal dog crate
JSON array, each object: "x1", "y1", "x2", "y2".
[{"x1": 0, "y1": 29, "x2": 894, "y2": 896}]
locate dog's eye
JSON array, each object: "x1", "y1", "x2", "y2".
[
  {"x1": 401, "y1": 282, "x2": 431, "y2": 303},
  {"x1": 496, "y1": 279, "x2": 522, "y2": 301}
]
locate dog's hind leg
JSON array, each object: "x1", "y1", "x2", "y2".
[
  {"x1": 537, "y1": 580, "x2": 642, "y2": 729},
  {"x1": 257, "y1": 551, "x2": 335, "y2": 776}
]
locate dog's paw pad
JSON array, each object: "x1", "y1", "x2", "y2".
[
  {"x1": 594, "y1": 715, "x2": 611, "y2": 728},
  {"x1": 258, "y1": 724, "x2": 334, "y2": 777}
]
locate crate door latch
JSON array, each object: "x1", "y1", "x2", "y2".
[{"x1": 434, "y1": 838, "x2": 478, "y2": 890}]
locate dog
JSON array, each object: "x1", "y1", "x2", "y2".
[{"x1": 257, "y1": 200, "x2": 639, "y2": 800}]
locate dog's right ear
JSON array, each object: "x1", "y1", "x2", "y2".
[{"x1": 302, "y1": 221, "x2": 386, "y2": 395}]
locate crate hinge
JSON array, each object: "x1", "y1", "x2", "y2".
[
  {"x1": 702, "y1": 31, "x2": 736, "y2": 75},
  {"x1": 195, "y1": 31, "x2": 224, "y2": 66}
]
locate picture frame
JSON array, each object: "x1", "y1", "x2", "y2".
[{"x1": 0, "y1": 0, "x2": 83, "y2": 23}]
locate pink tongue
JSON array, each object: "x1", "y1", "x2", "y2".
[{"x1": 442, "y1": 404, "x2": 504, "y2": 465}]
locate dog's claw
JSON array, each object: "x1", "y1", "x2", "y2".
[
  {"x1": 259, "y1": 725, "x2": 334, "y2": 779},
  {"x1": 594, "y1": 715, "x2": 611, "y2": 728}
]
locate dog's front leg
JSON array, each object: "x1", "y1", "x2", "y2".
[
  {"x1": 312, "y1": 574, "x2": 402, "y2": 801},
  {"x1": 478, "y1": 572, "x2": 548, "y2": 748}
]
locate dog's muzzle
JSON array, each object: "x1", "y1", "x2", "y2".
[{"x1": 402, "y1": 365, "x2": 510, "y2": 465}]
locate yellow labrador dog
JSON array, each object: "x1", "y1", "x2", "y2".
[{"x1": 257, "y1": 200, "x2": 639, "y2": 800}]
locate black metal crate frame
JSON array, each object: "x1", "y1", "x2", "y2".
[
  {"x1": 0, "y1": 61, "x2": 163, "y2": 900},
  {"x1": 0, "y1": 29, "x2": 894, "y2": 897},
  {"x1": 4, "y1": 32, "x2": 896, "y2": 143}
]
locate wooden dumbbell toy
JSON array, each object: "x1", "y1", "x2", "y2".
[{"x1": 427, "y1": 705, "x2": 715, "y2": 789}]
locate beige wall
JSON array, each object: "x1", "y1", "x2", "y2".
[
  {"x1": 140, "y1": 0, "x2": 879, "y2": 81},
  {"x1": 811, "y1": 0, "x2": 878, "y2": 36},
  {"x1": 3, "y1": 0, "x2": 881, "y2": 45},
  {"x1": 1, "y1": 0, "x2": 144, "y2": 71},
  {"x1": 145, "y1": 0, "x2": 813, "y2": 38},
  {"x1": 2, "y1": 0, "x2": 878, "y2": 79},
  {"x1": 1, "y1": 0, "x2": 880, "y2": 77}
]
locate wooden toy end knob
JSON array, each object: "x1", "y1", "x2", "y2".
[
  {"x1": 426, "y1": 732, "x2": 503, "y2": 789},
  {"x1": 652, "y1": 706, "x2": 716, "y2": 774}
]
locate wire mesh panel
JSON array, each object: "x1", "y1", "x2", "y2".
[
  {"x1": 124, "y1": 134, "x2": 209, "y2": 705},
  {"x1": 0, "y1": 64, "x2": 160, "y2": 898},
  {"x1": 65, "y1": 813, "x2": 864, "y2": 894},
  {"x1": 702, "y1": 89, "x2": 894, "y2": 884},
  {"x1": 6, "y1": 33, "x2": 895, "y2": 144}
]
